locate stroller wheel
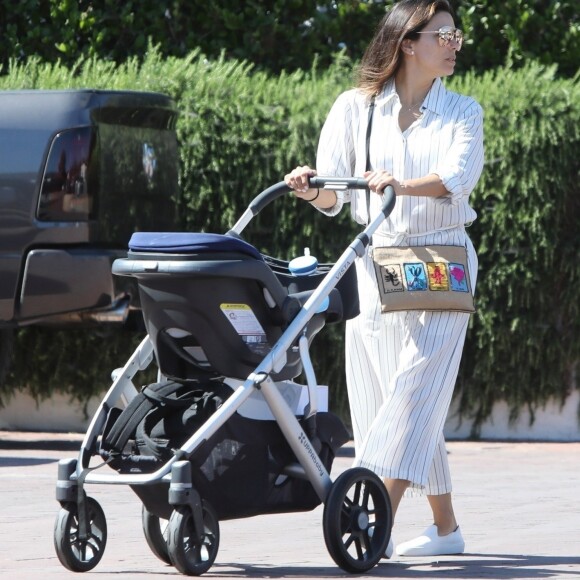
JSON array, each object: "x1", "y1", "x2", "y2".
[
  {"x1": 142, "y1": 505, "x2": 171, "y2": 565},
  {"x1": 53, "y1": 496, "x2": 107, "y2": 572},
  {"x1": 167, "y1": 500, "x2": 220, "y2": 576},
  {"x1": 323, "y1": 467, "x2": 392, "y2": 573}
]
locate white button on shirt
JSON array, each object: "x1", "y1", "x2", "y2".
[{"x1": 316, "y1": 78, "x2": 484, "y2": 236}]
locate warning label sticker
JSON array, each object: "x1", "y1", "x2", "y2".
[{"x1": 220, "y1": 303, "x2": 268, "y2": 351}]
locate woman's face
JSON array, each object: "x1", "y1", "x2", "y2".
[{"x1": 412, "y1": 11, "x2": 462, "y2": 78}]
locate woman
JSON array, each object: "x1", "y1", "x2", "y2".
[{"x1": 285, "y1": 0, "x2": 484, "y2": 558}]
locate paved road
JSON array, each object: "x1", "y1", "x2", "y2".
[{"x1": 0, "y1": 431, "x2": 579, "y2": 579}]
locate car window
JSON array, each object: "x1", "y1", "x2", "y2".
[{"x1": 38, "y1": 127, "x2": 96, "y2": 221}]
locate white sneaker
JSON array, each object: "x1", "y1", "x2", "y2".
[
  {"x1": 368, "y1": 527, "x2": 394, "y2": 559},
  {"x1": 384, "y1": 536, "x2": 394, "y2": 559},
  {"x1": 396, "y1": 525, "x2": 465, "y2": 557}
]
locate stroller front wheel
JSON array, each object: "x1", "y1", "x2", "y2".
[
  {"x1": 167, "y1": 500, "x2": 220, "y2": 576},
  {"x1": 323, "y1": 467, "x2": 392, "y2": 573},
  {"x1": 53, "y1": 496, "x2": 107, "y2": 572},
  {"x1": 142, "y1": 505, "x2": 171, "y2": 565}
]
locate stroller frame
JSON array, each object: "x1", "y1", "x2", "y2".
[{"x1": 54, "y1": 177, "x2": 396, "y2": 576}]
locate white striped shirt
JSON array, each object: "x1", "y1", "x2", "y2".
[
  {"x1": 316, "y1": 78, "x2": 484, "y2": 236},
  {"x1": 315, "y1": 77, "x2": 484, "y2": 492}
]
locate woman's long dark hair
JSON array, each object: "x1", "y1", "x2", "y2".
[{"x1": 356, "y1": 0, "x2": 456, "y2": 96}]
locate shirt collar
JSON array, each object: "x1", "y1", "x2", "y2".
[
  {"x1": 374, "y1": 79, "x2": 398, "y2": 108},
  {"x1": 374, "y1": 77, "x2": 447, "y2": 116}
]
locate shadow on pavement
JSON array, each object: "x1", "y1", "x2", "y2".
[
  {"x1": 0, "y1": 455, "x2": 60, "y2": 467},
  {"x1": 205, "y1": 554, "x2": 580, "y2": 579},
  {"x1": 383, "y1": 555, "x2": 580, "y2": 579},
  {"x1": 0, "y1": 438, "x2": 81, "y2": 452}
]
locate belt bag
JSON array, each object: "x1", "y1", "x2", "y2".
[{"x1": 371, "y1": 245, "x2": 475, "y2": 313}]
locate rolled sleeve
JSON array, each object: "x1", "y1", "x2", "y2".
[
  {"x1": 315, "y1": 91, "x2": 358, "y2": 216},
  {"x1": 432, "y1": 101, "x2": 484, "y2": 206},
  {"x1": 312, "y1": 190, "x2": 345, "y2": 217}
]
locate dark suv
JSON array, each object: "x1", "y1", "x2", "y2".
[{"x1": 0, "y1": 89, "x2": 180, "y2": 382}]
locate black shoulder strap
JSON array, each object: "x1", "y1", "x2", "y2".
[
  {"x1": 104, "y1": 380, "x2": 186, "y2": 453},
  {"x1": 365, "y1": 95, "x2": 376, "y2": 225},
  {"x1": 136, "y1": 380, "x2": 234, "y2": 460}
]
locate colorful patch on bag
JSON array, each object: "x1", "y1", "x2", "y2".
[
  {"x1": 449, "y1": 263, "x2": 469, "y2": 292},
  {"x1": 427, "y1": 262, "x2": 449, "y2": 291},
  {"x1": 377, "y1": 263, "x2": 404, "y2": 293},
  {"x1": 404, "y1": 263, "x2": 427, "y2": 291}
]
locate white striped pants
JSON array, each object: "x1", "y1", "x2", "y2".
[{"x1": 346, "y1": 228, "x2": 477, "y2": 496}]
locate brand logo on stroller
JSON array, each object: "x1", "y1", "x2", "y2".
[
  {"x1": 335, "y1": 261, "x2": 351, "y2": 282},
  {"x1": 298, "y1": 431, "x2": 325, "y2": 477}
]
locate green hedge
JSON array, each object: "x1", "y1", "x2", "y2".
[
  {"x1": 1, "y1": 1, "x2": 578, "y2": 77},
  {"x1": 1, "y1": 51, "x2": 579, "y2": 434},
  {"x1": 452, "y1": 65, "x2": 580, "y2": 430}
]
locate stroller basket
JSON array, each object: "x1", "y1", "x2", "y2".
[
  {"x1": 127, "y1": 407, "x2": 349, "y2": 522},
  {"x1": 113, "y1": 231, "x2": 359, "y2": 382},
  {"x1": 98, "y1": 375, "x2": 350, "y2": 522}
]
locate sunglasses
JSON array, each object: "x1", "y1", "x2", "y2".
[{"x1": 415, "y1": 26, "x2": 464, "y2": 49}]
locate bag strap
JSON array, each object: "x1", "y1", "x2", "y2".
[
  {"x1": 136, "y1": 381, "x2": 233, "y2": 460},
  {"x1": 104, "y1": 380, "x2": 186, "y2": 454},
  {"x1": 365, "y1": 94, "x2": 376, "y2": 225},
  {"x1": 141, "y1": 383, "x2": 202, "y2": 408}
]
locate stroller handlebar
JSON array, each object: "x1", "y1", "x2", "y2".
[
  {"x1": 309, "y1": 176, "x2": 369, "y2": 191},
  {"x1": 246, "y1": 176, "x2": 394, "y2": 216},
  {"x1": 310, "y1": 177, "x2": 396, "y2": 220},
  {"x1": 247, "y1": 176, "x2": 372, "y2": 216},
  {"x1": 229, "y1": 177, "x2": 395, "y2": 237}
]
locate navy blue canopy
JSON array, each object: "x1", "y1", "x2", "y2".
[{"x1": 128, "y1": 232, "x2": 263, "y2": 260}]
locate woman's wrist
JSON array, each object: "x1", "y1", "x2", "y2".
[{"x1": 303, "y1": 188, "x2": 320, "y2": 202}]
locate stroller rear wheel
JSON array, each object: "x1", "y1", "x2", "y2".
[
  {"x1": 167, "y1": 500, "x2": 220, "y2": 576},
  {"x1": 53, "y1": 496, "x2": 107, "y2": 572},
  {"x1": 323, "y1": 467, "x2": 392, "y2": 573},
  {"x1": 142, "y1": 505, "x2": 171, "y2": 565}
]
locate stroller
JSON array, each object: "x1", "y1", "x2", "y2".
[{"x1": 53, "y1": 177, "x2": 396, "y2": 576}]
